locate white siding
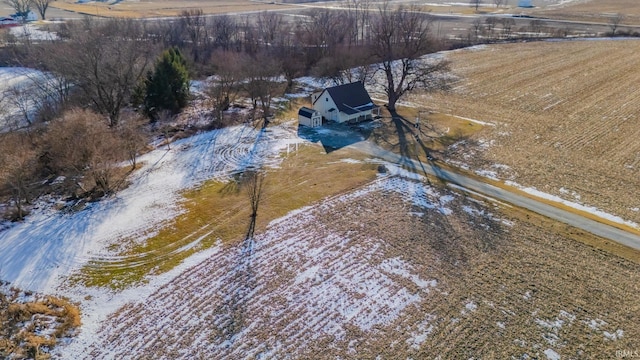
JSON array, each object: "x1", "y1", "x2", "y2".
[
  {"x1": 313, "y1": 92, "x2": 339, "y2": 122},
  {"x1": 299, "y1": 113, "x2": 322, "y2": 127},
  {"x1": 312, "y1": 89, "x2": 375, "y2": 124}
]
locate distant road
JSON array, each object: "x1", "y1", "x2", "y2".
[{"x1": 350, "y1": 140, "x2": 640, "y2": 251}]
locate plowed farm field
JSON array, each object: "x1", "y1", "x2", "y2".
[
  {"x1": 532, "y1": 0, "x2": 640, "y2": 25},
  {"x1": 417, "y1": 40, "x2": 640, "y2": 225},
  {"x1": 50, "y1": 0, "x2": 292, "y2": 18},
  {"x1": 68, "y1": 175, "x2": 640, "y2": 359}
]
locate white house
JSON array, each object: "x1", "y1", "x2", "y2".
[
  {"x1": 310, "y1": 82, "x2": 376, "y2": 124},
  {"x1": 10, "y1": 11, "x2": 37, "y2": 22},
  {"x1": 298, "y1": 106, "x2": 322, "y2": 127}
]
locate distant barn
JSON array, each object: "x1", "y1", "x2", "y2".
[{"x1": 518, "y1": 0, "x2": 533, "y2": 8}]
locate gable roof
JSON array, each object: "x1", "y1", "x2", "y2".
[
  {"x1": 314, "y1": 82, "x2": 374, "y2": 115},
  {"x1": 298, "y1": 107, "x2": 316, "y2": 118}
]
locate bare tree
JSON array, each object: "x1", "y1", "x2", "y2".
[
  {"x1": 370, "y1": 3, "x2": 450, "y2": 113},
  {"x1": 43, "y1": 108, "x2": 128, "y2": 196},
  {"x1": 240, "y1": 169, "x2": 265, "y2": 252},
  {"x1": 299, "y1": 8, "x2": 350, "y2": 59},
  {"x1": 242, "y1": 53, "x2": 282, "y2": 124},
  {"x1": 179, "y1": 9, "x2": 209, "y2": 62},
  {"x1": 211, "y1": 15, "x2": 239, "y2": 51},
  {"x1": 47, "y1": 19, "x2": 154, "y2": 126},
  {"x1": 493, "y1": 0, "x2": 506, "y2": 8},
  {"x1": 608, "y1": 13, "x2": 624, "y2": 36},
  {"x1": 313, "y1": 46, "x2": 375, "y2": 86},
  {"x1": 471, "y1": 17, "x2": 483, "y2": 40},
  {"x1": 0, "y1": 132, "x2": 37, "y2": 220},
  {"x1": 485, "y1": 16, "x2": 498, "y2": 38},
  {"x1": 257, "y1": 11, "x2": 285, "y2": 50},
  {"x1": 206, "y1": 50, "x2": 244, "y2": 124},
  {"x1": 345, "y1": 0, "x2": 372, "y2": 46},
  {"x1": 242, "y1": 170, "x2": 265, "y2": 220},
  {"x1": 31, "y1": 0, "x2": 52, "y2": 20},
  {"x1": 470, "y1": 0, "x2": 483, "y2": 12},
  {"x1": 529, "y1": 19, "x2": 545, "y2": 37},
  {"x1": 501, "y1": 18, "x2": 515, "y2": 38},
  {"x1": 117, "y1": 113, "x2": 147, "y2": 170},
  {"x1": 5, "y1": 0, "x2": 30, "y2": 21},
  {"x1": 4, "y1": 84, "x2": 33, "y2": 127},
  {"x1": 273, "y1": 21, "x2": 305, "y2": 91}
]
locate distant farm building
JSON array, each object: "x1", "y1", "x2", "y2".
[
  {"x1": 298, "y1": 107, "x2": 322, "y2": 127},
  {"x1": 0, "y1": 17, "x2": 18, "y2": 28},
  {"x1": 518, "y1": 0, "x2": 533, "y2": 8},
  {"x1": 310, "y1": 82, "x2": 377, "y2": 124}
]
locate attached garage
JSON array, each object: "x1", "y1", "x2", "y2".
[{"x1": 298, "y1": 107, "x2": 322, "y2": 127}]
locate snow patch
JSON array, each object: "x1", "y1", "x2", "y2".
[
  {"x1": 465, "y1": 301, "x2": 478, "y2": 312},
  {"x1": 506, "y1": 181, "x2": 639, "y2": 229},
  {"x1": 603, "y1": 329, "x2": 624, "y2": 341},
  {"x1": 406, "y1": 315, "x2": 435, "y2": 350},
  {"x1": 544, "y1": 348, "x2": 561, "y2": 360}
]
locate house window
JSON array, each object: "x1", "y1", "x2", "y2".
[{"x1": 325, "y1": 97, "x2": 328, "y2": 102}]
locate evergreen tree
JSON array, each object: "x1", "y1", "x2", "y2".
[{"x1": 144, "y1": 48, "x2": 190, "y2": 120}]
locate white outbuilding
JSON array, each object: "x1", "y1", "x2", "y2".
[{"x1": 298, "y1": 106, "x2": 322, "y2": 127}]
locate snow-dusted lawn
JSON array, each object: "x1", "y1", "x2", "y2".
[{"x1": 0, "y1": 123, "x2": 301, "y2": 293}]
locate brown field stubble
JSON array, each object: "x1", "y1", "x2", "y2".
[
  {"x1": 51, "y1": 0, "x2": 293, "y2": 18},
  {"x1": 532, "y1": 0, "x2": 640, "y2": 25},
  {"x1": 85, "y1": 178, "x2": 640, "y2": 358},
  {"x1": 416, "y1": 40, "x2": 640, "y2": 225}
]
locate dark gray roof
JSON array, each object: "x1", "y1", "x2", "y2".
[
  {"x1": 298, "y1": 107, "x2": 316, "y2": 118},
  {"x1": 315, "y1": 82, "x2": 374, "y2": 115}
]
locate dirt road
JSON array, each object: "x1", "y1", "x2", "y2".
[{"x1": 350, "y1": 140, "x2": 640, "y2": 251}]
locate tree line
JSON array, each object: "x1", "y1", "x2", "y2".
[{"x1": 0, "y1": 1, "x2": 451, "y2": 220}]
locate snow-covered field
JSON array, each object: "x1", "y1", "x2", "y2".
[
  {"x1": 0, "y1": 109, "x2": 636, "y2": 358},
  {"x1": 0, "y1": 67, "x2": 53, "y2": 131},
  {"x1": 51, "y1": 170, "x2": 639, "y2": 359},
  {"x1": 2, "y1": 39, "x2": 640, "y2": 357},
  {"x1": 59, "y1": 175, "x2": 492, "y2": 359},
  {"x1": 0, "y1": 123, "x2": 302, "y2": 293}
]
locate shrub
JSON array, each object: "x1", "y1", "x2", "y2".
[{"x1": 42, "y1": 108, "x2": 128, "y2": 196}]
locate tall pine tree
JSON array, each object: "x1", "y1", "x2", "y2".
[{"x1": 144, "y1": 48, "x2": 190, "y2": 120}]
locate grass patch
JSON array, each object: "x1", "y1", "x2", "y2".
[
  {"x1": 370, "y1": 106, "x2": 484, "y2": 162},
  {"x1": 77, "y1": 143, "x2": 378, "y2": 289},
  {"x1": 1, "y1": 286, "x2": 81, "y2": 359}
]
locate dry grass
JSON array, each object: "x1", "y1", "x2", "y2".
[
  {"x1": 50, "y1": 0, "x2": 293, "y2": 18},
  {"x1": 0, "y1": 286, "x2": 81, "y2": 359},
  {"x1": 412, "y1": 40, "x2": 640, "y2": 225}
]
